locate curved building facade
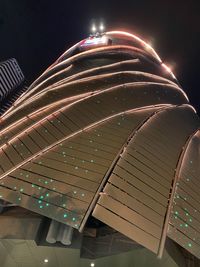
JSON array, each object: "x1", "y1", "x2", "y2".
[{"x1": 0, "y1": 31, "x2": 200, "y2": 260}]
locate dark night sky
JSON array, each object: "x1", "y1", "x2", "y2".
[{"x1": 0, "y1": 0, "x2": 199, "y2": 113}]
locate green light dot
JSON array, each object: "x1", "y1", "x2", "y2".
[
  {"x1": 189, "y1": 218, "x2": 192, "y2": 222},
  {"x1": 175, "y1": 211, "x2": 179, "y2": 215},
  {"x1": 63, "y1": 214, "x2": 68, "y2": 218},
  {"x1": 185, "y1": 224, "x2": 188, "y2": 227},
  {"x1": 46, "y1": 193, "x2": 49, "y2": 197},
  {"x1": 72, "y1": 217, "x2": 76, "y2": 221},
  {"x1": 38, "y1": 200, "x2": 42, "y2": 204},
  {"x1": 20, "y1": 188, "x2": 24, "y2": 192},
  {"x1": 46, "y1": 203, "x2": 49, "y2": 207},
  {"x1": 32, "y1": 184, "x2": 35, "y2": 188},
  {"x1": 40, "y1": 196, "x2": 44, "y2": 199},
  {"x1": 81, "y1": 193, "x2": 85, "y2": 197},
  {"x1": 186, "y1": 213, "x2": 189, "y2": 216},
  {"x1": 45, "y1": 181, "x2": 48, "y2": 184},
  {"x1": 188, "y1": 243, "x2": 192, "y2": 247},
  {"x1": 39, "y1": 205, "x2": 43, "y2": 209},
  {"x1": 180, "y1": 224, "x2": 183, "y2": 227}
]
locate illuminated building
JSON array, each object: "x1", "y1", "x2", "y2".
[{"x1": 0, "y1": 31, "x2": 199, "y2": 265}]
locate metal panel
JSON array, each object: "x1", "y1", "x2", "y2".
[
  {"x1": 93, "y1": 105, "x2": 200, "y2": 255},
  {"x1": 0, "y1": 109, "x2": 157, "y2": 229},
  {"x1": 168, "y1": 131, "x2": 200, "y2": 259}
]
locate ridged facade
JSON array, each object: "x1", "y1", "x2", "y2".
[
  {"x1": 0, "y1": 58, "x2": 24, "y2": 101},
  {"x1": 0, "y1": 31, "x2": 199, "y2": 259}
]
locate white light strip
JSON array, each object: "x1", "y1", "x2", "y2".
[{"x1": 106, "y1": 30, "x2": 162, "y2": 62}]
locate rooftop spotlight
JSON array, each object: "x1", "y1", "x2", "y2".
[
  {"x1": 99, "y1": 23, "x2": 104, "y2": 32},
  {"x1": 91, "y1": 24, "x2": 96, "y2": 33}
]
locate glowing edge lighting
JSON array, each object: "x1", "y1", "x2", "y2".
[
  {"x1": 0, "y1": 103, "x2": 174, "y2": 181},
  {"x1": 0, "y1": 79, "x2": 185, "y2": 142}
]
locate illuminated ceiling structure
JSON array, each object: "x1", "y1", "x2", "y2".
[{"x1": 0, "y1": 31, "x2": 200, "y2": 262}]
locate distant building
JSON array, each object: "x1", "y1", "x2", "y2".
[
  {"x1": 0, "y1": 31, "x2": 199, "y2": 266},
  {"x1": 0, "y1": 58, "x2": 26, "y2": 114}
]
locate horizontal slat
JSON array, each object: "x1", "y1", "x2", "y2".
[
  {"x1": 104, "y1": 183, "x2": 164, "y2": 225},
  {"x1": 116, "y1": 161, "x2": 168, "y2": 206},
  {"x1": 93, "y1": 204, "x2": 160, "y2": 253},
  {"x1": 109, "y1": 173, "x2": 166, "y2": 215}
]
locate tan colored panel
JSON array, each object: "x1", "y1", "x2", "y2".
[
  {"x1": 34, "y1": 124, "x2": 57, "y2": 144},
  {"x1": 168, "y1": 225, "x2": 200, "y2": 259},
  {"x1": 127, "y1": 143, "x2": 174, "y2": 176},
  {"x1": 17, "y1": 135, "x2": 41, "y2": 154},
  {"x1": 9, "y1": 169, "x2": 94, "y2": 202},
  {"x1": 104, "y1": 182, "x2": 164, "y2": 225},
  {"x1": 93, "y1": 204, "x2": 160, "y2": 253},
  {"x1": 0, "y1": 175, "x2": 88, "y2": 212},
  {"x1": 47, "y1": 115, "x2": 73, "y2": 136},
  {"x1": 53, "y1": 145, "x2": 112, "y2": 167},
  {"x1": 122, "y1": 153, "x2": 171, "y2": 194},
  {"x1": 0, "y1": 149, "x2": 14, "y2": 172},
  {"x1": 115, "y1": 162, "x2": 168, "y2": 207},
  {"x1": 0, "y1": 79, "x2": 184, "y2": 145},
  {"x1": 2, "y1": 144, "x2": 22, "y2": 165},
  {"x1": 109, "y1": 173, "x2": 166, "y2": 215},
  {"x1": 168, "y1": 130, "x2": 200, "y2": 259},
  {"x1": 41, "y1": 120, "x2": 65, "y2": 140},
  {"x1": 127, "y1": 148, "x2": 173, "y2": 185},
  {"x1": 0, "y1": 109, "x2": 158, "y2": 230},
  {"x1": 10, "y1": 139, "x2": 32, "y2": 159},
  {"x1": 0, "y1": 185, "x2": 83, "y2": 228},
  {"x1": 22, "y1": 163, "x2": 99, "y2": 191},
  {"x1": 174, "y1": 192, "x2": 200, "y2": 222},
  {"x1": 170, "y1": 204, "x2": 200, "y2": 234},
  {"x1": 27, "y1": 128, "x2": 49, "y2": 148},
  {"x1": 42, "y1": 151, "x2": 108, "y2": 174},
  {"x1": 98, "y1": 194, "x2": 161, "y2": 238},
  {"x1": 33, "y1": 157, "x2": 104, "y2": 182},
  {"x1": 94, "y1": 106, "x2": 199, "y2": 256}
]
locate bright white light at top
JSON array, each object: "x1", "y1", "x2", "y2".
[
  {"x1": 91, "y1": 24, "x2": 96, "y2": 33},
  {"x1": 99, "y1": 23, "x2": 104, "y2": 31},
  {"x1": 90, "y1": 263, "x2": 95, "y2": 267},
  {"x1": 44, "y1": 259, "x2": 48, "y2": 263}
]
